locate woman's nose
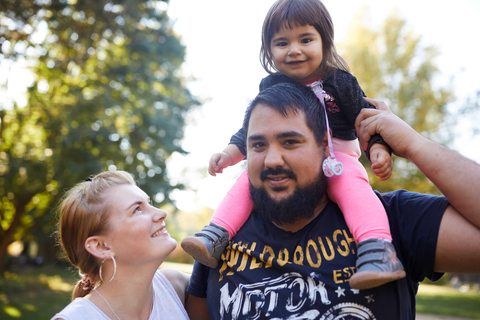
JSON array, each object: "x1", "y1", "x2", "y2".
[{"x1": 153, "y1": 208, "x2": 167, "y2": 221}]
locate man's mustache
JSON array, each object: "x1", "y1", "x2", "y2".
[{"x1": 260, "y1": 167, "x2": 297, "y2": 181}]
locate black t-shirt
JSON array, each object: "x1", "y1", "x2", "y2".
[{"x1": 187, "y1": 190, "x2": 448, "y2": 320}]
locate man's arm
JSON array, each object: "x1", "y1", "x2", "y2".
[
  {"x1": 185, "y1": 295, "x2": 210, "y2": 320},
  {"x1": 355, "y1": 98, "x2": 480, "y2": 273},
  {"x1": 185, "y1": 261, "x2": 211, "y2": 319}
]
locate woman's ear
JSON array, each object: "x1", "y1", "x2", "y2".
[{"x1": 85, "y1": 237, "x2": 114, "y2": 259}]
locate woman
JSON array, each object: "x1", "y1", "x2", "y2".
[{"x1": 52, "y1": 171, "x2": 191, "y2": 320}]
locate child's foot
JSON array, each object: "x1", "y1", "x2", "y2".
[
  {"x1": 181, "y1": 222, "x2": 229, "y2": 268},
  {"x1": 349, "y1": 238, "x2": 406, "y2": 290}
]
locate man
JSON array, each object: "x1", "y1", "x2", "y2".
[{"x1": 185, "y1": 83, "x2": 480, "y2": 320}]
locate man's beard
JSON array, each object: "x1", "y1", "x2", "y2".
[{"x1": 249, "y1": 167, "x2": 328, "y2": 226}]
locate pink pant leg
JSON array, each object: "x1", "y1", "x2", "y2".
[
  {"x1": 210, "y1": 170, "x2": 253, "y2": 239},
  {"x1": 327, "y1": 152, "x2": 392, "y2": 243}
]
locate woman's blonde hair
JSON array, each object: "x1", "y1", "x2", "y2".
[
  {"x1": 56, "y1": 170, "x2": 135, "y2": 300},
  {"x1": 260, "y1": 0, "x2": 350, "y2": 78}
]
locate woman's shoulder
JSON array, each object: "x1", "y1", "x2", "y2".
[
  {"x1": 51, "y1": 298, "x2": 107, "y2": 320},
  {"x1": 157, "y1": 268, "x2": 189, "y2": 285},
  {"x1": 156, "y1": 269, "x2": 190, "y2": 304}
]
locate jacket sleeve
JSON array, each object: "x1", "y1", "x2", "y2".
[
  {"x1": 229, "y1": 127, "x2": 247, "y2": 157},
  {"x1": 326, "y1": 71, "x2": 391, "y2": 161}
]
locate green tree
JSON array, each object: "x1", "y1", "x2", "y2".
[
  {"x1": 0, "y1": 0, "x2": 198, "y2": 272},
  {"x1": 340, "y1": 10, "x2": 453, "y2": 194}
]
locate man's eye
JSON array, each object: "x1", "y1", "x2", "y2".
[
  {"x1": 284, "y1": 139, "x2": 299, "y2": 145},
  {"x1": 252, "y1": 142, "x2": 265, "y2": 149}
]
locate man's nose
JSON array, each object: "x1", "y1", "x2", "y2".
[{"x1": 264, "y1": 145, "x2": 285, "y2": 168}]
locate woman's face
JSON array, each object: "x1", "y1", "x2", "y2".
[{"x1": 102, "y1": 184, "x2": 177, "y2": 265}]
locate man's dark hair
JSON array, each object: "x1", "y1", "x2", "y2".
[{"x1": 242, "y1": 82, "x2": 327, "y2": 145}]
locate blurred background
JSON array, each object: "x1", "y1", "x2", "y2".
[{"x1": 0, "y1": 0, "x2": 479, "y2": 318}]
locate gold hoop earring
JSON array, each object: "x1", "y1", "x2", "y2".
[{"x1": 99, "y1": 256, "x2": 116, "y2": 282}]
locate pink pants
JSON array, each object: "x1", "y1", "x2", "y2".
[{"x1": 211, "y1": 139, "x2": 392, "y2": 243}]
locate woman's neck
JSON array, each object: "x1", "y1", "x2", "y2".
[{"x1": 87, "y1": 265, "x2": 158, "y2": 320}]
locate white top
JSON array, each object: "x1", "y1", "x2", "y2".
[{"x1": 51, "y1": 271, "x2": 189, "y2": 320}]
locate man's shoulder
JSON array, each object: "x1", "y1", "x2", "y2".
[
  {"x1": 376, "y1": 190, "x2": 448, "y2": 284},
  {"x1": 375, "y1": 189, "x2": 448, "y2": 208},
  {"x1": 375, "y1": 189, "x2": 448, "y2": 225}
]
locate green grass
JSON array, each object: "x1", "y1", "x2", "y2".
[
  {"x1": 1, "y1": 265, "x2": 480, "y2": 319},
  {"x1": 416, "y1": 283, "x2": 480, "y2": 319},
  {"x1": 0, "y1": 265, "x2": 76, "y2": 320}
]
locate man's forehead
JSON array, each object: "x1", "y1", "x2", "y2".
[{"x1": 247, "y1": 103, "x2": 309, "y2": 137}]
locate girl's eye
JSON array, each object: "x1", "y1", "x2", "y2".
[
  {"x1": 134, "y1": 206, "x2": 141, "y2": 213},
  {"x1": 301, "y1": 38, "x2": 312, "y2": 44},
  {"x1": 275, "y1": 41, "x2": 288, "y2": 47}
]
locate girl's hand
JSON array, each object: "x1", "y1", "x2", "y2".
[
  {"x1": 208, "y1": 152, "x2": 233, "y2": 176},
  {"x1": 356, "y1": 98, "x2": 419, "y2": 159},
  {"x1": 369, "y1": 144, "x2": 392, "y2": 181}
]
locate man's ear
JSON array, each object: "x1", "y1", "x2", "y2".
[
  {"x1": 85, "y1": 237, "x2": 114, "y2": 260},
  {"x1": 321, "y1": 128, "x2": 332, "y2": 155}
]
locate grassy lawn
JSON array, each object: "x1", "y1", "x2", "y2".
[
  {"x1": 1, "y1": 265, "x2": 75, "y2": 320},
  {"x1": 416, "y1": 284, "x2": 480, "y2": 319},
  {"x1": 1, "y1": 265, "x2": 479, "y2": 319}
]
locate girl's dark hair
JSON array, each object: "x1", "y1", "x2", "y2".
[{"x1": 260, "y1": 0, "x2": 350, "y2": 78}]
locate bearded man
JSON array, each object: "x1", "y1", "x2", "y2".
[{"x1": 185, "y1": 82, "x2": 480, "y2": 320}]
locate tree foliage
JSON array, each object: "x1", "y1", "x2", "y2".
[
  {"x1": 0, "y1": 0, "x2": 198, "y2": 271},
  {"x1": 340, "y1": 11, "x2": 453, "y2": 194}
]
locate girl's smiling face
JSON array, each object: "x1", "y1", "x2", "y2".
[
  {"x1": 271, "y1": 24, "x2": 324, "y2": 83},
  {"x1": 103, "y1": 184, "x2": 177, "y2": 265}
]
